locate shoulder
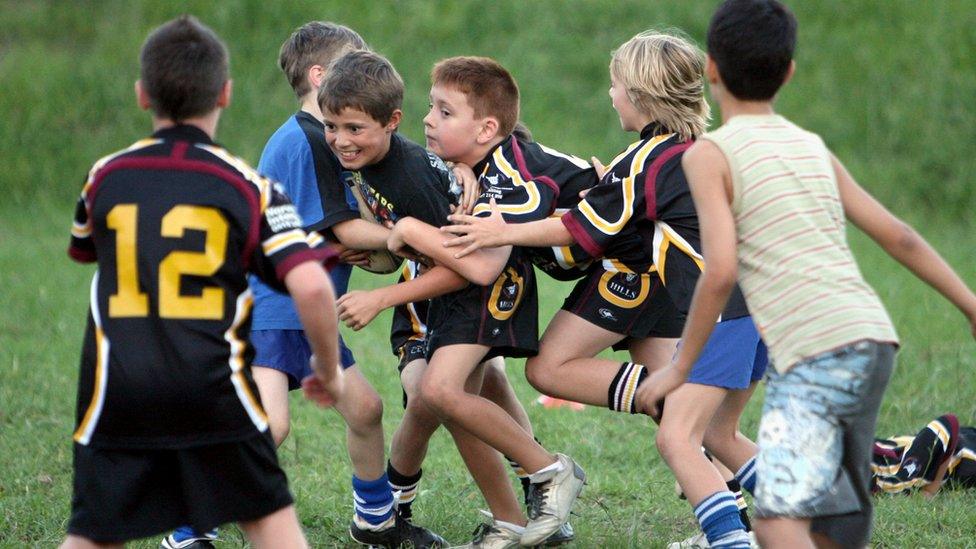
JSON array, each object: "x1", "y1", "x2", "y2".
[{"x1": 192, "y1": 143, "x2": 277, "y2": 211}]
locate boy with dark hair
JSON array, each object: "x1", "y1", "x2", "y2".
[
  {"x1": 371, "y1": 56, "x2": 590, "y2": 547},
  {"x1": 641, "y1": 1, "x2": 976, "y2": 547},
  {"x1": 63, "y1": 15, "x2": 340, "y2": 548},
  {"x1": 241, "y1": 21, "x2": 443, "y2": 549}
]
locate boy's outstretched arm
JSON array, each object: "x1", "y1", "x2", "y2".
[
  {"x1": 393, "y1": 216, "x2": 513, "y2": 286},
  {"x1": 834, "y1": 154, "x2": 976, "y2": 338},
  {"x1": 441, "y1": 198, "x2": 575, "y2": 257},
  {"x1": 285, "y1": 261, "x2": 344, "y2": 407},
  {"x1": 636, "y1": 141, "x2": 738, "y2": 417},
  {"x1": 336, "y1": 265, "x2": 468, "y2": 330},
  {"x1": 331, "y1": 218, "x2": 393, "y2": 251}
]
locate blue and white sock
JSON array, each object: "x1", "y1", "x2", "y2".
[
  {"x1": 694, "y1": 491, "x2": 750, "y2": 548},
  {"x1": 734, "y1": 456, "x2": 758, "y2": 495},
  {"x1": 353, "y1": 474, "x2": 396, "y2": 529}
]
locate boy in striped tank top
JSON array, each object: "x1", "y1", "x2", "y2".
[{"x1": 641, "y1": 1, "x2": 976, "y2": 547}]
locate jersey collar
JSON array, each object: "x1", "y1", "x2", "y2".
[
  {"x1": 152, "y1": 124, "x2": 216, "y2": 145},
  {"x1": 639, "y1": 122, "x2": 671, "y2": 140},
  {"x1": 472, "y1": 134, "x2": 513, "y2": 175}
]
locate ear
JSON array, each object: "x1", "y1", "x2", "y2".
[
  {"x1": 704, "y1": 55, "x2": 720, "y2": 85},
  {"x1": 216, "y1": 80, "x2": 233, "y2": 108},
  {"x1": 135, "y1": 80, "x2": 152, "y2": 110},
  {"x1": 476, "y1": 117, "x2": 500, "y2": 145},
  {"x1": 386, "y1": 109, "x2": 403, "y2": 132},
  {"x1": 308, "y1": 64, "x2": 326, "y2": 90},
  {"x1": 782, "y1": 60, "x2": 796, "y2": 85}
]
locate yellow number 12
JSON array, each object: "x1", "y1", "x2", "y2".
[{"x1": 107, "y1": 204, "x2": 228, "y2": 319}]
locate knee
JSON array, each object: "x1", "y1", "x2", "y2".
[
  {"x1": 524, "y1": 357, "x2": 556, "y2": 393},
  {"x1": 346, "y1": 392, "x2": 384, "y2": 432},
  {"x1": 419, "y1": 378, "x2": 460, "y2": 419},
  {"x1": 655, "y1": 424, "x2": 689, "y2": 466}
]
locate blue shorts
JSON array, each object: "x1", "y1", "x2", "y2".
[
  {"x1": 685, "y1": 316, "x2": 767, "y2": 390},
  {"x1": 251, "y1": 330, "x2": 356, "y2": 390}
]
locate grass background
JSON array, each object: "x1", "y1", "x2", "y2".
[{"x1": 1, "y1": 0, "x2": 974, "y2": 546}]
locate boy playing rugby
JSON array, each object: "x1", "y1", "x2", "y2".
[
  {"x1": 241, "y1": 22, "x2": 443, "y2": 548},
  {"x1": 63, "y1": 16, "x2": 340, "y2": 548},
  {"x1": 642, "y1": 1, "x2": 976, "y2": 547}
]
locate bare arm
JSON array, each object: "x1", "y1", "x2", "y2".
[
  {"x1": 284, "y1": 261, "x2": 343, "y2": 402},
  {"x1": 393, "y1": 216, "x2": 511, "y2": 286},
  {"x1": 336, "y1": 265, "x2": 469, "y2": 330},
  {"x1": 441, "y1": 199, "x2": 574, "y2": 258},
  {"x1": 331, "y1": 218, "x2": 392, "y2": 251},
  {"x1": 636, "y1": 141, "x2": 738, "y2": 416},
  {"x1": 834, "y1": 154, "x2": 976, "y2": 337}
]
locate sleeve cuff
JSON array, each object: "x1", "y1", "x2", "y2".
[{"x1": 561, "y1": 212, "x2": 604, "y2": 259}]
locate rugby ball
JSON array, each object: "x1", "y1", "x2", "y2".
[
  {"x1": 361, "y1": 247, "x2": 403, "y2": 275},
  {"x1": 342, "y1": 170, "x2": 404, "y2": 275}
]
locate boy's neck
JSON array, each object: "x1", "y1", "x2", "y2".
[
  {"x1": 300, "y1": 92, "x2": 323, "y2": 121},
  {"x1": 464, "y1": 135, "x2": 508, "y2": 168},
  {"x1": 717, "y1": 94, "x2": 776, "y2": 123},
  {"x1": 151, "y1": 110, "x2": 220, "y2": 139}
]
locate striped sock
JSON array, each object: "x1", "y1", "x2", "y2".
[
  {"x1": 352, "y1": 474, "x2": 395, "y2": 528},
  {"x1": 734, "y1": 457, "x2": 758, "y2": 495},
  {"x1": 694, "y1": 491, "x2": 750, "y2": 548},
  {"x1": 607, "y1": 362, "x2": 647, "y2": 413},
  {"x1": 387, "y1": 462, "x2": 421, "y2": 521},
  {"x1": 726, "y1": 479, "x2": 751, "y2": 532}
]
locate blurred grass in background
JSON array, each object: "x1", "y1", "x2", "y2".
[{"x1": 1, "y1": 1, "x2": 974, "y2": 546}]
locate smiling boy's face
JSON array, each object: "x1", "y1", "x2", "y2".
[
  {"x1": 423, "y1": 84, "x2": 486, "y2": 167},
  {"x1": 324, "y1": 106, "x2": 400, "y2": 170}
]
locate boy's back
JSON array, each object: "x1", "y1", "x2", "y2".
[
  {"x1": 69, "y1": 125, "x2": 330, "y2": 447},
  {"x1": 703, "y1": 114, "x2": 898, "y2": 370}
]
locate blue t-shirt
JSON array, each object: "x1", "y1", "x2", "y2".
[{"x1": 250, "y1": 111, "x2": 358, "y2": 329}]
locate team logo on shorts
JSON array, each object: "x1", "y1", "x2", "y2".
[
  {"x1": 598, "y1": 308, "x2": 618, "y2": 322},
  {"x1": 598, "y1": 270, "x2": 649, "y2": 309},
  {"x1": 488, "y1": 267, "x2": 525, "y2": 321}
]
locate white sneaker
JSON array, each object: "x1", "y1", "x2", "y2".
[
  {"x1": 520, "y1": 454, "x2": 585, "y2": 546},
  {"x1": 452, "y1": 517, "x2": 521, "y2": 549},
  {"x1": 666, "y1": 531, "x2": 708, "y2": 549}
]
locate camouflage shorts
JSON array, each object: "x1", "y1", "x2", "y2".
[{"x1": 755, "y1": 340, "x2": 895, "y2": 547}]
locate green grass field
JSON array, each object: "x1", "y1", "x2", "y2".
[{"x1": 1, "y1": 1, "x2": 974, "y2": 547}]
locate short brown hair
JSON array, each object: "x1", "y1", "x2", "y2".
[
  {"x1": 139, "y1": 15, "x2": 228, "y2": 122},
  {"x1": 431, "y1": 57, "x2": 519, "y2": 137},
  {"x1": 318, "y1": 50, "x2": 403, "y2": 125},
  {"x1": 278, "y1": 21, "x2": 366, "y2": 98}
]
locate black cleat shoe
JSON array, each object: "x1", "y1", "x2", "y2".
[{"x1": 349, "y1": 510, "x2": 447, "y2": 548}]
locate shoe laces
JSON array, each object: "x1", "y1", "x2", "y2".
[
  {"x1": 526, "y1": 480, "x2": 552, "y2": 519},
  {"x1": 471, "y1": 522, "x2": 499, "y2": 543}
]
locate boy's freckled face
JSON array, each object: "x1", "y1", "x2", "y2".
[
  {"x1": 423, "y1": 84, "x2": 482, "y2": 164},
  {"x1": 324, "y1": 107, "x2": 394, "y2": 170},
  {"x1": 609, "y1": 74, "x2": 642, "y2": 132}
]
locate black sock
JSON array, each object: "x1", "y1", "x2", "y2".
[
  {"x1": 387, "y1": 461, "x2": 422, "y2": 521},
  {"x1": 726, "y1": 478, "x2": 751, "y2": 532}
]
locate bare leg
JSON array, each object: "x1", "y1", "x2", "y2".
[
  {"x1": 252, "y1": 367, "x2": 292, "y2": 447},
  {"x1": 755, "y1": 517, "x2": 816, "y2": 549},
  {"x1": 333, "y1": 365, "x2": 386, "y2": 480},
  {"x1": 239, "y1": 504, "x2": 308, "y2": 549},
  {"x1": 420, "y1": 344, "x2": 555, "y2": 474},
  {"x1": 702, "y1": 381, "x2": 760, "y2": 473},
  {"x1": 656, "y1": 382, "x2": 731, "y2": 505},
  {"x1": 389, "y1": 359, "x2": 442, "y2": 475},
  {"x1": 59, "y1": 536, "x2": 123, "y2": 549},
  {"x1": 524, "y1": 311, "x2": 627, "y2": 405},
  {"x1": 480, "y1": 357, "x2": 533, "y2": 435},
  {"x1": 626, "y1": 336, "x2": 679, "y2": 374}
]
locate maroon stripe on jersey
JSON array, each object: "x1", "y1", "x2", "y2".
[
  {"x1": 510, "y1": 137, "x2": 560, "y2": 203},
  {"x1": 68, "y1": 245, "x2": 96, "y2": 263},
  {"x1": 89, "y1": 157, "x2": 262, "y2": 270},
  {"x1": 561, "y1": 211, "x2": 604, "y2": 258},
  {"x1": 274, "y1": 247, "x2": 337, "y2": 282},
  {"x1": 644, "y1": 141, "x2": 692, "y2": 220},
  {"x1": 171, "y1": 140, "x2": 189, "y2": 159}
]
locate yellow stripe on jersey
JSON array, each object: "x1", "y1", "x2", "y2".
[
  {"x1": 74, "y1": 272, "x2": 111, "y2": 445},
  {"x1": 71, "y1": 220, "x2": 93, "y2": 239},
  {"x1": 652, "y1": 221, "x2": 704, "y2": 285},
  {"x1": 402, "y1": 261, "x2": 427, "y2": 339},
  {"x1": 929, "y1": 420, "x2": 951, "y2": 449},
  {"x1": 225, "y1": 290, "x2": 268, "y2": 430},
  {"x1": 472, "y1": 147, "x2": 541, "y2": 217},
  {"x1": 306, "y1": 231, "x2": 325, "y2": 248},
  {"x1": 263, "y1": 229, "x2": 307, "y2": 256},
  {"x1": 576, "y1": 134, "x2": 672, "y2": 235},
  {"x1": 196, "y1": 144, "x2": 273, "y2": 212}
]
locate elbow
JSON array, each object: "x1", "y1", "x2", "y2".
[
  {"x1": 891, "y1": 221, "x2": 921, "y2": 254},
  {"x1": 702, "y1": 264, "x2": 737, "y2": 294},
  {"x1": 470, "y1": 268, "x2": 500, "y2": 287}
]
